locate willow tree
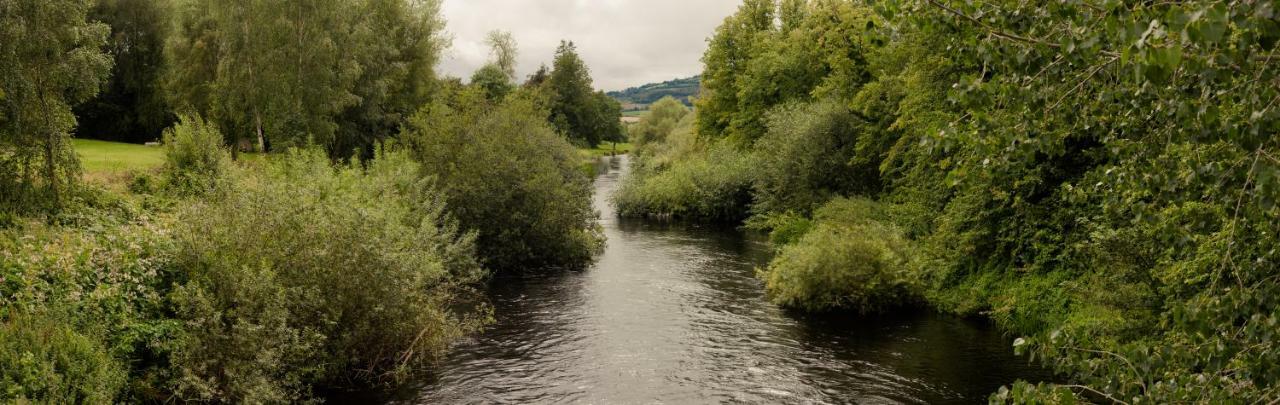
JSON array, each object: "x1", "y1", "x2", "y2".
[{"x1": 0, "y1": 0, "x2": 113, "y2": 214}]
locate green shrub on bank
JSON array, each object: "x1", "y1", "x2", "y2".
[
  {"x1": 168, "y1": 149, "x2": 488, "y2": 402},
  {"x1": 757, "y1": 198, "x2": 919, "y2": 313},
  {"x1": 404, "y1": 95, "x2": 603, "y2": 272},
  {"x1": 753, "y1": 100, "x2": 884, "y2": 215},
  {"x1": 161, "y1": 115, "x2": 230, "y2": 194},
  {"x1": 0, "y1": 312, "x2": 125, "y2": 403},
  {"x1": 613, "y1": 140, "x2": 756, "y2": 222},
  {"x1": 0, "y1": 213, "x2": 179, "y2": 402}
]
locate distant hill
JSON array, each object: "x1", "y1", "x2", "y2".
[{"x1": 607, "y1": 76, "x2": 699, "y2": 110}]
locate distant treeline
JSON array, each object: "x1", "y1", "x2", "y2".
[{"x1": 607, "y1": 76, "x2": 699, "y2": 110}]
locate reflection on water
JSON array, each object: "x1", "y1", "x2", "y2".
[{"x1": 389, "y1": 155, "x2": 1051, "y2": 404}]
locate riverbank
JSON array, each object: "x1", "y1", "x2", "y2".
[{"x1": 374, "y1": 155, "x2": 1053, "y2": 403}]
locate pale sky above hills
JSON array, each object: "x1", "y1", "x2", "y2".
[{"x1": 438, "y1": 0, "x2": 739, "y2": 91}]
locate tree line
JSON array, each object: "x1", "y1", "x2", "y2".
[
  {"x1": 618, "y1": 0, "x2": 1280, "y2": 402},
  {"x1": 1, "y1": 0, "x2": 622, "y2": 216}
]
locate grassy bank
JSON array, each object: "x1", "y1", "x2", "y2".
[{"x1": 73, "y1": 139, "x2": 165, "y2": 182}]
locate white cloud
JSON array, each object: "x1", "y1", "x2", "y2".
[{"x1": 438, "y1": 0, "x2": 740, "y2": 91}]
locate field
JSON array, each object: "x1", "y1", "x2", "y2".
[
  {"x1": 74, "y1": 138, "x2": 165, "y2": 184},
  {"x1": 73, "y1": 138, "x2": 632, "y2": 181}
]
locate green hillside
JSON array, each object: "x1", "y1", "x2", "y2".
[{"x1": 607, "y1": 76, "x2": 699, "y2": 110}]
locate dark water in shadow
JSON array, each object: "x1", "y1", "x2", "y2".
[{"x1": 382, "y1": 155, "x2": 1051, "y2": 404}]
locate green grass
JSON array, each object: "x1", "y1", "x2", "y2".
[
  {"x1": 622, "y1": 110, "x2": 647, "y2": 117},
  {"x1": 71, "y1": 138, "x2": 629, "y2": 183},
  {"x1": 579, "y1": 142, "x2": 633, "y2": 159},
  {"x1": 73, "y1": 139, "x2": 165, "y2": 178}
]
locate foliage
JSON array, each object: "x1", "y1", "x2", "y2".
[
  {"x1": 613, "y1": 139, "x2": 757, "y2": 222},
  {"x1": 166, "y1": 0, "x2": 447, "y2": 159},
  {"x1": 0, "y1": 0, "x2": 113, "y2": 214},
  {"x1": 758, "y1": 198, "x2": 919, "y2": 313},
  {"x1": 547, "y1": 41, "x2": 616, "y2": 147},
  {"x1": 696, "y1": 0, "x2": 876, "y2": 144},
  {"x1": 404, "y1": 96, "x2": 603, "y2": 272},
  {"x1": 679, "y1": 0, "x2": 1280, "y2": 401},
  {"x1": 168, "y1": 149, "x2": 487, "y2": 401},
  {"x1": 628, "y1": 96, "x2": 690, "y2": 147},
  {"x1": 0, "y1": 312, "x2": 126, "y2": 404},
  {"x1": 161, "y1": 115, "x2": 230, "y2": 194},
  {"x1": 471, "y1": 63, "x2": 516, "y2": 102},
  {"x1": 753, "y1": 99, "x2": 883, "y2": 215},
  {"x1": 74, "y1": 0, "x2": 175, "y2": 144},
  {"x1": 0, "y1": 209, "x2": 181, "y2": 402}
]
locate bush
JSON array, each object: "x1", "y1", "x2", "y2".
[
  {"x1": 757, "y1": 198, "x2": 920, "y2": 313},
  {"x1": 161, "y1": 115, "x2": 229, "y2": 194},
  {"x1": 753, "y1": 100, "x2": 885, "y2": 215},
  {"x1": 0, "y1": 214, "x2": 180, "y2": 402},
  {"x1": 167, "y1": 149, "x2": 488, "y2": 402},
  {"x1": 0, "y1": 312, "x2": 125, "y2": 404},
  {"x1": 403, "y1": 96, "x2": 603, "y2": 272},
  {"x1": 613, "y1": 140, "x2": 756, "y2": 222},
  {"x1": 629, "y1": 96, "x2": 689, "y2": 147}
]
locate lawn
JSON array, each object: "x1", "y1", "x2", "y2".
[
  {"x1": 579, "y1": 142, "x2": 633, "y2": 159},
  {"x1": 74, "y1": 138, "x2": 165, "y2": 181},
  {"x1": 73, "y1": 138, "x2": 632, "y2": 179}
]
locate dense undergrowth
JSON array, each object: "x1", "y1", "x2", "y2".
[
  {"x1": 618, "y1": 0, "x2": 1280, "y2": 402},
  {"x1": 1, "y1": 137, "x2": 490, "y2": 402}
]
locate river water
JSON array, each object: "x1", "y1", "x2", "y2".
[{"x1": 390, "y1": 155, "x2": 1051, "y2": 404}]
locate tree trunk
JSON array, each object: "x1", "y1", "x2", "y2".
[{"x1": 255, "y1": 110, "x2": 265, "y2": 153}]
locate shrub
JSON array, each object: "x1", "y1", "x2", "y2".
[
  {"x1": 161, "y1": 115, "x2": 229, "y2": 194},
  {"x1": 168, "y1": 149, "x2": 487, "y2": 402},
  {"x1": 403, "y1": 97, "x2": 603, "y2": 272},
  {"x1": 613, "y1": 140, "x2": 756, "y2": 222},
  {"x1": 0, "y1": 215, "x2": 180, "y2": 402},
  {"x1": 629, "y1": 96, "x2": 689, "y2": 147},
  {"x1": 753, "y1": 100, "x2": 885, "y2": 215},
  {"x1": 757, "y1": 198, "x2": 920, "y2": 313},
  {"x1": 0, "y1": 312, "x2": 125, "y2": 404}
]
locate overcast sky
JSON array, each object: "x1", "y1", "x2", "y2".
[{"x1": 438, "y1": 0, "x2": 740, "y2": 92}]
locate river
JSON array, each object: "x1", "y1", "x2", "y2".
[{"x1": 385, "y1": 155, "x2": 1051, "y2": 404}]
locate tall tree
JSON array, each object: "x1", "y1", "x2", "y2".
[
  {"x1": 0, "y1": 0, "x2": 113, "y2": 213},
  {"x1": 485, "y1": 30, "x2": 518, "y2": 81},
  {"x1": 470, "y1": 29, "x2": 518, "y2": 102},
  {"x1": 547, "y1": 41, "x2": 601, "y2": 146},
  {"x1": 333, "y1": 0, "x2": 448, "y2": 160},
  {"x1": 695, "y1": 0, "x2": 776, "y2": 142},
  {"x1": 168, "y1": 0, "x2": 441, "y2": 158},
  {"x1": 74, "y1": 0, "x2": 175, "y2": 143}
]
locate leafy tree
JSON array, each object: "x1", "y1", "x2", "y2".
[
  {"x1": 332, "y1": 0, "x2": 448, "y2": 161},
  {"x1": 470, "y1": 29, "x2": 519, "y2": 102},
  {"x1": 629, "y1": 96, "x2": 689, "y2": 147},
  {"x1": 547, "y1": 40, "x2": 603, "y2": 146},
  {"x1": 523, "y1": 63, "x2": 550, "y2": 89},
  {"x1": 0, "y1": 0, "x2": 113, "y2": 214},
  {"x1": 590, "y1": 91, "x2": 625, "y2": 145},
  {"x1": 74, "y1": 0, "x2": 175, "y2": 144},
  {"x1": 695, "y1": 0, "x2": 775, "y2": 141},
  {"x1": 485, "y1": 30, "x2": 518, "y2": 81},
  {"x1": 167, "y1": 0, "x2": 444, "y2": 159},
  {"x1": 403, "y1": 93, "x2": 603, "y2": 272}
]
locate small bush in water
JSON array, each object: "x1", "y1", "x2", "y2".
[
  {"x1": 612, "y1": 140, "x2": 756, "y2": 222},
  {"x1": 758, "y1": 198, "x2": 920, "y2": 313}
]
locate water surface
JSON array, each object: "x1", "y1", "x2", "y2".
[{"x1": 394, "y1": 155, "x2": 1050, "y2": 404}]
